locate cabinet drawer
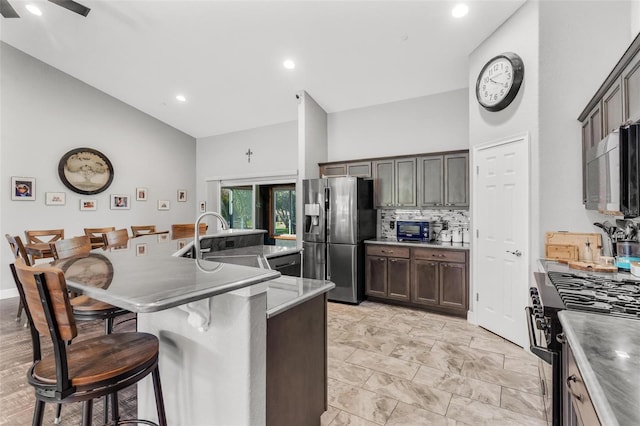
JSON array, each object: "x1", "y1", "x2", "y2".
[
  {"x1": 412, "y1": 247, "x2": 466, "y2": 263},
  {"x1": 366, "y1": 245, "x2": 410, "y2": 258},
  {"x1": 566, "y1": 348, "x2": 600, "y2": 426}
]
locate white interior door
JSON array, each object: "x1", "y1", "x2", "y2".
[{"x1": 473, "y1": 134, "x2": 529, "y2": 347}]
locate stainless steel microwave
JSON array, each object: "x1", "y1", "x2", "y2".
[{"x1": 586, "y1": 124, "x2": 640, "y2": 217}]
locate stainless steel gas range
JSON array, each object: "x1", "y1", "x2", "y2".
[{"x1": 527, "y1": 265, "x2": 640, "y2": 425}]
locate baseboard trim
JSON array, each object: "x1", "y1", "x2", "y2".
[{"x1": 0, "y1": 288, "x2": 19, "y2": 300}]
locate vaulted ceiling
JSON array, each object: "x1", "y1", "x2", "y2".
[{"x1": 1, "y1": 0, "x2": 525, "y2": 138}]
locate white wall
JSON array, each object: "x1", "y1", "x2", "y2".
[
  {"x1": 632, "y1": 1, "x2": 640, "y2": 39},
  {"x1": 327, "y1": 89, "x2": 468, "y2": 161},
  {"x1": 538, "y1": 1, "x2": 631, "y2": 237},
  {"x1": 1, "y1": 43, "x2": 196, "y2": 297}
]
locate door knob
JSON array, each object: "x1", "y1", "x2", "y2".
[{"x1": 506, "y1": 250, "x2": 522, "y2": 257}]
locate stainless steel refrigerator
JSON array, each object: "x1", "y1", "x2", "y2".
[{"x1": 303, "y1": 177, "x2": 376, "y2": 303}]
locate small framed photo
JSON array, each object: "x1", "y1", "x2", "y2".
[
  {"x1": 136, "y1": 187, "x2": 148, "y2": 201},
  {"x1": 199, "y1": 201, "x2": 207, "y2": 213},
  {"x1": 45, "y1": 192, "x2": 66, "y2": 206},
  {"x1": 111, "y1": 194, "x2": 131, "y2": 210},
  {"x1": 158, "y1": 200, "x2": 170, "y2": 210},
  {"x1": 80, "y1": 199, "x2": 97, "y2": 211},
  {"x1": 177, "y1": 240, "x2": 187, "y2": 250},
  {"x1": 158, "y1": 233, "x2": 169, "y2": 242},
  {"x1": 136, "y1": 243, "x2": 148, "y2": 257},
  {"x1": 11, "y1": 177, "x2": 36, "y2": 201},
  {"x1": 177, "y1": 189, "x2": 187, "y2": 202}
]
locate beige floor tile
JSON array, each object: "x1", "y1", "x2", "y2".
[
  {"x1": 501, "y1": 387, "x2": 546, "y2": 420},
  {"x1": 329, "y1": 340, "x2": 359, "y2": 361},
  {"x1": 328, "y1": 378, "x2": 398, "y2": 424},
  {"x1": 334, "y1": 329, "x2": 402, "y2": 356},
  {"x1": 386, "y1": 401, "x2": 469, "y2": 425},
  {"x1": 408, "y1": 327, "x2": 472, "y2": 347},
  {"x1": 322, "y1": 406, "x2": 341, "y2": 425},
  {"x1": 363, "y1": 372, "x2": 452, "y2": 415},
  {"x1": 470, "y1": 336, "x2": 533, "y2": 359},
  {"x1": 431, "y1": 341, "x2": 504, "y2": 368},
  {"x1": 347, "y1": 349, "x2": 420, "y2": 380},
  {"x1": 461, "y1": 360, "x2": 541, "y2": 395},
  {"x1": 392, "y1": 347, "x2": 465, "y2": 374},
  {"x1": 446, "y1": 395, "x2": 547, "y2": 426},
  {"x1": 329, "y1": 357, "x2": 374, "y2": 386},
  {"x1": 413, "y1": 365, "x2": 501, "y2": 406},
  {"x1": 330, "y1": 411, "x2": 382, "y2": 426},
  {"x1": 357, "y1": 315, "x2": 415, "y2": 335},
  {"x1": 391, "y1": 312, "x2": 447, "y2": 332},
  {"x1": 504, "y1": 355, "x2": 539, "y2": 377}
]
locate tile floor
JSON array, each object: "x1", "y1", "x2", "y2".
[{"x1": 321, "y1": 301, "x2": 547, "y2": 426}]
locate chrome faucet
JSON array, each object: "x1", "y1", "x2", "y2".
[{"x1": 194, "y1": 211, "x2": 230, "y2": 259}]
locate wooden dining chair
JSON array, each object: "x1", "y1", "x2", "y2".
[
  {"x1": 50, "y1": 235, "x2": 92, "y2": 261},
  {"x1": 5, "y1": 234, "x2": 31, "y2": 325},
  {"x1": 24, "y1": 229, "x2": 64, "y2": 261},
  {"x1": 131, "y1": 225, "x2": 156, "y2": 237},
  {"x1": 84, "y1": 227, "x2": 115, "y2": 249},
  {"x1": 102, "y1": 228, "x2": 130, "y2": 249},
  {"x1": 171, "y1": 223, "x2": 208, "y2": 240},
  {"x1": 11, "y1": 258, "x2": 167, "y2": 426}
]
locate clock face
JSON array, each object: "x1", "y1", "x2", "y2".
[{"x1": 476, "y1": 52, "x2": 524, "y2": 112}]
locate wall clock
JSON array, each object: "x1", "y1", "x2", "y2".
[
  {"x1": 475, "y1": 52, "x2": 524, "y2": 112},
  {"x1": 58, "y1": 148, "x2": 114, "y2": 195}
]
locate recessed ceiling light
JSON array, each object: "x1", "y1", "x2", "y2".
[
  {"x1": 283, "y1": 59, "x2": 295, "y2": 70},
  {"x1": 452, "y1": 4, "x2": 469, "y2": 18},
  {"x1": 176, "y1": 95, "x2": 186, "y2": 102},
  {"x1": 25, "y1": 4, "x2": 42, "y2": 16}
]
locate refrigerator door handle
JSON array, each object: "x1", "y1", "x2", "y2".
[
  {"x1": 326, "y1": 246, "x2": 331, "y2": 280},
  {"x1": 325, "y1": 186, "x2": 330, "y2": 238}
]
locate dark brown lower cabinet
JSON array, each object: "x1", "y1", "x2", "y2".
[
  {"x1": 365, "y1": 244, "x2": 468, "y2": 317},
  {"x1": 266, "y1": 295, "x2": 327, "y2": 426},
  {"x1": 365, "y1": 245, "x2": 410, "y2": 301}
]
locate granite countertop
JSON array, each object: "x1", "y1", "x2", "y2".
[
  {"x1": 205, "y1": 244, "x2": 301, "y2": 258},
  {"x1": 558, "y1": 310, "x2": 640, "y2": 426},
  {"x1": 266, "y1": 276, "x2": 334, "y2": 318},
  {"x1": 538, "y1": 259, "x2": 640, "y2": 282},
  {"x1": 365, "y1": 238, "x2": 470, "y2": 251}
]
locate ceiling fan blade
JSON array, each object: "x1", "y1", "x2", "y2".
[
  {"x1": 47, "y1": 0, "x2": 90, "y2": 17},
  {"x1": 0, "y1": 0, "x2": 20, "y2": 18}
]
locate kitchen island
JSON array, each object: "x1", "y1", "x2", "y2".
[
  {"x1": 558, "y1": 310, "x2": 640, "y2": 426},
  {"x1": 55, "y1": 233, "x2": 334, "y2": 426}
]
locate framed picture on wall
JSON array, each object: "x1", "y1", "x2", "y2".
[
  {"x1": 11, "y1": 176, "x2": 36, "y2": 201},
  {"x1": 110, "y1": 194, "x2": 131, "y2": 210},
  {"x1": 177, "y1": 189, "x2": 187, "y2": 202},
  {"x1": 136, "y1": 243, "x2": 147, "y2": 257},
  {"x1": 80, "y1": 199, "x2": 97, "y2": 211},
  {"x1": 199, "y1": 201, "x2": 206, "y2": 213},
  {"x1": 158, "y1": 200, "x2": 170, "y2": 211},
  {"x1": 136, "y1": 187, "x2": 148, "y2": 201},
  {"x1": 45, "y1": 192, "x2": 66, "y2": 206}
]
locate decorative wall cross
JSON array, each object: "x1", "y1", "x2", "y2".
[{"x1": 245, "y1": 148, "x2": 253, "y2": 163}]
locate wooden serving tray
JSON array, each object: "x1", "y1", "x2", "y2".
[
  {"x1": 545, "y1": 244, "x2": 579, "y2": 262},
  {"x1": 545, "y1": 232, "x2": 602, "y2": 262},
  {"x1": 568, "y1": 261, "x2": 617, "y2": 273}
]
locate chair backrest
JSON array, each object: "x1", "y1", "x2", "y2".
[
  {"x1": 131, "y1": 225, "x2": 157, "y2": 237},
  {"x1": 102, "y1": 228, "x2": 129, "y2": 249},
  {"x1": 5, "y1": 234, "x2": 32, "y2": 266},
  {"x1": 51, "y1": 236, "x2": 92, "y2": 260},
  {"x1": 24, "y1": 229, "x2": 64, "y2": 259},
  {"x1": 171, "y1": 223, "x2": 208, "y2": 240},
  {"x1": 84, "y1": 227, "x2": 115, "y2": 249},
  {"x1": 12, "y1": 258, "x2": 77, "y2": 342}
]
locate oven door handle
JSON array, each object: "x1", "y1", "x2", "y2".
[{"x1": 525, "y1": 306, "x2": 554, "y2": 364}]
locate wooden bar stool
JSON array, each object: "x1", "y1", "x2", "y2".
[
  {"x1": 102, "y1": 228, "x2": 130, "y2": 249},
  {"x1": 5, "y1": 234, "x2": 30, "y2": 325},
  {"x1": 83, "y1": 227, "x2": 115, "y2": 249},
  {"x1": 24, "y1": 229, "x2": 64, "y2": 261},
  {"x1": 131, "y1": 225, "x2": 157, "y2": 237},
  {"x1": 171, "y1": 223, "x2": 207, "y2": 240},
  {"x1": 11, "y1": 258, "x2": 167, "y2": 426}
]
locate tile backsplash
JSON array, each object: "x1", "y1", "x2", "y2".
[{"x1": 378, "y1": 208, "x2": 470, "y2": 240}]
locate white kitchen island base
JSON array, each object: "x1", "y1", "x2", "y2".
[{"x1": 137, "y1": 284, "x2": 268, "y2": 426}]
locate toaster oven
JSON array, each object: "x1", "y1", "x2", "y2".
[{"x1": 396, "y1": 220, "x2": 430, "y2": 242}]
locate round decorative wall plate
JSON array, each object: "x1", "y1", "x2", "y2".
[{"x1": 58, "y1": 148, "x2": 114, "y2": 195}]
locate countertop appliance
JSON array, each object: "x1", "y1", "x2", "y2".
[
  {"x1": 302, "y1": 177, "x2": 376, "y2": 303},
  {"x1": 586, "y1": 123, "x2": 640, "y2": 216},
  {"x1": 527, "y1": 268, "x2": 640, "y2": 425},
  {"x1": 396, "y1": 220, "x2": 430, "y2": 242}
]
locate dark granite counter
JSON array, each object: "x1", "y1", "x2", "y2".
[
  {"x1": 365, "y1": 238, "x2": 470, "y2": 251},
  {"x1": 558, "y1": 310, "x2": 640, "y2": 426}
]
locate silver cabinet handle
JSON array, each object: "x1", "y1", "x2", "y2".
[{"x1": 506, "y1": 250, "x2": 522, "y2": 257}]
